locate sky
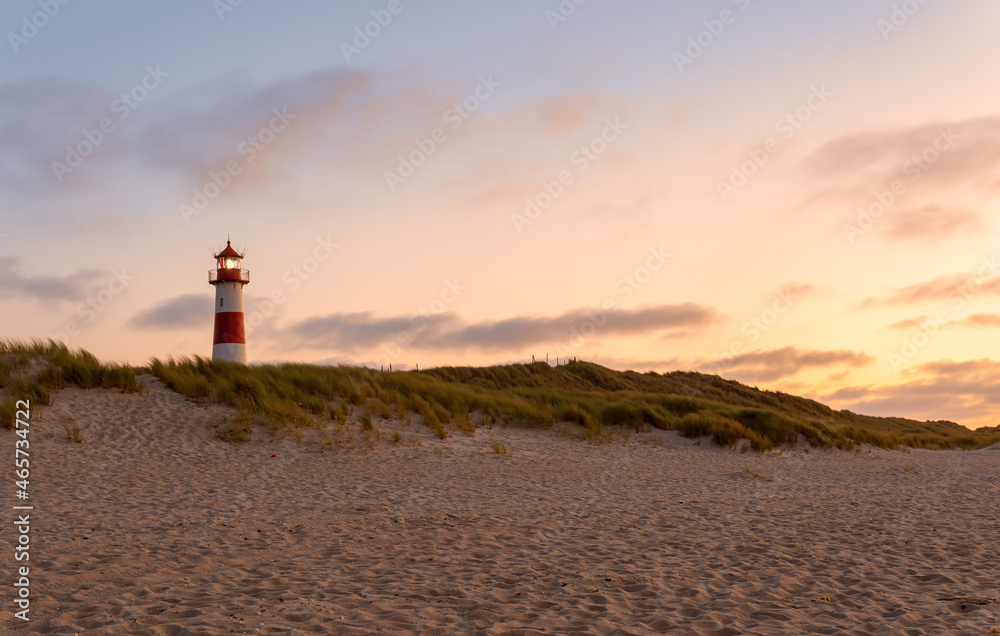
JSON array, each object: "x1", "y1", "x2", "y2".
[{"x1": 2, "y1": 0, "x2": 1000, "y2": 428}]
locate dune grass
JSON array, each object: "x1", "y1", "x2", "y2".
[
  {"x1": 0, "y1": 340, "x2": 142, "y2": 430},
  {"x1": 145, "y1": 357, "x2": 1000, "y2": 451},
  {"x1": 148, "y1": 356, "x2": 559, "y2": 440},
  {"x1": 63, "y1": 420, "x2": 83, "y2": 443},
  {"x1": 3, "y1": 341, "x2": 996, "y2": 452}
]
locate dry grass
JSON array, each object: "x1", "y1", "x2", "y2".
[
  {"x1": 63, "y1": 418, "x2": 83, "y2": 443},
  {"x1": 145, "y1": 357, "x2": 1000, "y2": 452},
  {"x1": 210, "y1": 412, "x2": 256, "y2": 442},
  {"x1": 643, "y1": 437, "x2": 674, "y2": 449},
  {"x1": 556, "y1": 425, "x2": 577, "y2": 441},
  {"x1": 454, "y1": 410, "x2": 475, "y2": 435},
  {"x1": 372, "y1": 399, "x2": 392, "y2": 420},
  {"x1": 489, "y1": 439, "x2": 511, "y2": 457},
  {"x1": 4, "y1": 342, "x2": 993, "y2": 455},
  {"x1": 359, "y1": 409, "x2": 374, "y2": 432}
]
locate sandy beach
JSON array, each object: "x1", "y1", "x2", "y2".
[{"x1": 1, "y1": 377, "x2": 998, "y2": 635}]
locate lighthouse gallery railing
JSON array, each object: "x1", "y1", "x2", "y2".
[{"x1": 209, "y1": 269, "x2": 251, "y2": 284}]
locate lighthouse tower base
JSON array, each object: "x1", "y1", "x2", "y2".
[{"x1": 213, "y1": 343, "x2": 247, "y2": 365}]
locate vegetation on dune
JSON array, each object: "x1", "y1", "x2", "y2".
[
  {"x1": 0, "y1": 340, "x2": 142, "y2": 430},
  {"x1": 421, "y1": 362, "x2": 1000, "y2": 449},
  {"x1": 2, "y1": 340, "x2": 997, "y2": 452},
  {"x1": 421, "y1": 363, "x2": 974, "y2": 437},
  {"x1": 489, "y1": 439, "x2": 511, "y2": 457},
  {"x1": 148, "y1": 356, "x2": 555, "y2": 440},
  {"x1": 148, "y1": 356, "x2": 1000, "y2": 451}
]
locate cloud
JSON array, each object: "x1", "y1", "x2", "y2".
[
  {"x1": 702, "y1": 346, "x2": 874, "y2": 383},
  {"x1": 136, "y1": 69, "x2": 388, "y2": 183},
  {"x1": 497, "y1": 93, "x2": 626, "y2": 137},
  {"x1": 821, "y1": 358, "x2": 1000, "y2": 428},
  {"x1": 563, "y1": 345, "x2": 873, "y2": 385},
  {"x1": 879, "y1": 205, "x2": 985, "y2": 242},
  {"x1": 780, "y1": 283, "x2": 816, "y2": 299},
  {"x1": 282, "y1": 303, "x2": 720, "y2": 353},
  {"x1": 955, "y1": 313, "x2": 1000, "y2": 329},
  {"x1": 860, "y1": 261, "x2": 1000, "y2": 307},
  {"x1": 286, "y1": 311, "x2": 458, "y2": 352},
  {"x1": 795, "y1": 117, "x2": 1000, "y2": 237},
  {"x1": 0, "y1": 66, "x2": 636, "y2": 234},
  {"x1": 0, "y1": 70, "x2": 380, "y2": 182},
  {"x1": 0, "y1": 68, "x2": 468, "y2": 229},
  {"x1": 865, "y1": 274, "x2": 973, "y2": 306},
  {"x1": 130, "y1": 294, "x2": 213, "y2": 329},
  {"x1": 887, "y1": 312, "x2": 1000, "y2": 332},
  {"x1": 448, "y1": 304, "x2": 718, "y2": 350},
  {"x1": 0, "y1": 77, "x2": 113, "y2": 198},
  {"x1": 0, "y1": 257, "x2": 105, "y2": 302},
  {"x1": 824, "y1": 370, "x2": 850, "y2": 383},
  {"x1": 804, "y1": 117, "x2": 1000, "y2": 195},
  {"x1": 886, "y1": 316, "x2": 931, "y2": 331}
]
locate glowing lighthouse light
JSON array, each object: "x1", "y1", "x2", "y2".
[{"x1": 209, "y1": 240, "x2": 250, "y2": 364}]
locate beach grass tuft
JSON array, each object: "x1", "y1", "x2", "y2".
[{"x1": 63, "y1": 418, "x2": 83, "y2": 443}]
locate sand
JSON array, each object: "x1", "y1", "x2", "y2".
[{"x1": 1, "y1": 376, "x2": 998, "y2": 635}]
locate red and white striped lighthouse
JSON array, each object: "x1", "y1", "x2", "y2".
[{"x1": 209, "y1": 240, "x2": 250, "y2": 364}]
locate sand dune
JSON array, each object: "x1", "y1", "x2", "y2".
[{"x1": 1, "y1": 377, "x2": 998, "y2": 634}]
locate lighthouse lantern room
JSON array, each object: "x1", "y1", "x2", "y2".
[{"x1": 209, "y1": 240, "x2": 250, "y2": 364}]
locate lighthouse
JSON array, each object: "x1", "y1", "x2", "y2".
[{"x1": 209, "y1": 240, "x2": 250, "y2": 364}]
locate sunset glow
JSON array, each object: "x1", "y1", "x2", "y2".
[{"x1": 4, "y1": 0, "x2": 1000, "y2": 427}]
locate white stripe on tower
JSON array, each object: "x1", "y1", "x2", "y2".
[
  {"x1": 213, "y1": 342, "x2": 247, "y2": 364},
  {"x1": 215, "y1": 283, "x2": 245, "y2": 313}
]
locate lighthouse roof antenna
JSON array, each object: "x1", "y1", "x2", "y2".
[{"x1": 214, "y1": 239, "x2": 245, "y2": 259}]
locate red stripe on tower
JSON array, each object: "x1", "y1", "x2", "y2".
[
  {"x1": 213, "y1": 312, "x2": 246, "y2": 344},
  {"x1": 209, "y1": 239, "x2": 250, "y2": 364}
]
